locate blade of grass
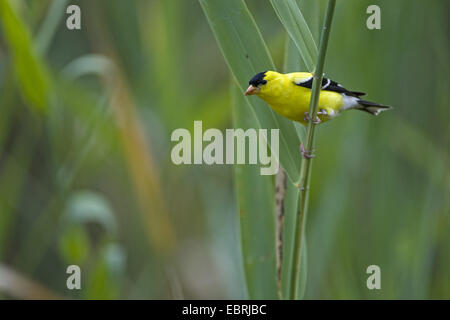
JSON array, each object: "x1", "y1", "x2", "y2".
[
  {"x1": 141, "y1": 0, "x2": 186, "y2": 129},
  {"x1": 83, "y1": 6, "x2": 178, "y2": 256},
  {"x1": 14, "y1": 80, "x2": 116, "y2": 272},
  {"x1": 35, "y1": 0, "x2": 70, "y2": 54},
  {"x1": 290, "y1": 0, "x2": 336, "y2": 300},
  {"x1": 231, "y1": 84, "x2": 278, "y2": 299},
  {"x1": 279, "y1": 38, "x2": 307, "y2": 299},
  {"x1": 199, "y1": 0, "x2": 301, "y2": 183},
  {"x1": 0, "y1": 132, "x2": 35, "y2": 257},
  {"x1": 296, "y1": 0, "x2": 321, "y2": 42},
  {"x1": 269, "y1": 0, "x2": 318, "y2": 72},
  {"x1": 0, "y1": 70, "x2": 16, "y2": 151},
  {"x1": 0, "y1": 0, "x2": 50, "y2": 112},
  {"x1": 106, "y1": 65, "x2": 177, "y2": 255},
  {"x1": 278, "y1": 167, "x2": 308, "y2": 299}
]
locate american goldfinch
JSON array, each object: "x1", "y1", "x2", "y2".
[{"x1": 244, "y1": 71, "x2": 392, "y2": 125}]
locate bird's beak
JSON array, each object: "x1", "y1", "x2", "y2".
[{"x1": 244, "y1": 85, "x2": 259, "y2": 96}]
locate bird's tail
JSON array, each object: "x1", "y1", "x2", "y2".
[{"x1": 356, "y1": 99, "x2": 392, "y2": 116}]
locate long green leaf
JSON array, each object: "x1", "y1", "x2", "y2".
[
  {"x1": 199, "y1": 0, "x2": 301, "y2": 183},
  {"x1": 35, "y1": 0, "x2": 70, "y2": 54},
  {"x1": 280, "y1": 38, "x2": 308, "y2": 299},
  {"x1": 231, "y1": 85, "x2": 278, "y2": 299},
  {"x1": 0, "y1": 0, "x2": 50, "y2": 112},
  {"x1": 270, "y1": 0, "x2": 318, "y2": 72},
  {"x1": 296, "y1": 0, "x2": 321, "y2": 42},
  {"x1": 0, "y1": 132, "x2": 35, "y2": 256},
  {"x1": 290, "y1": 0, "x2": 336, "y2": 300},
  {"x1": 279, "y1": 0, "x2": 322, "y2": 295}
]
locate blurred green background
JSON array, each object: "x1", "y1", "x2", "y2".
[{"x1": 0, "y1": 0, "x2": 449, "y2": 299}]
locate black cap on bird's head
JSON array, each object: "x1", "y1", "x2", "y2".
[
  {"x1": 245, "y1": 71, "x2": 267, "y2": 96},
  {"x1": 249, "y1": 71, "x2": 267, "y2": 86}
]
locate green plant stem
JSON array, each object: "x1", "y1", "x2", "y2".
[
  {"x1": 290, "y1": 0, "x2": 336, "y2": 300},
  {"x1": 35, "y1": 0, "x2": 70, "y2": 54}
]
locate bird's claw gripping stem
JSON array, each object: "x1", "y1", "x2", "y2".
[
  {"x1": 300, "y1": 142, "x2": 315, "y2": 159},
  {"x1": 304, "y1": 112, "x2": 321, "y2": 124}
]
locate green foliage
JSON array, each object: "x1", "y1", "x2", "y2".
[
  {"x1": 199, "y1": 0, "x2": 301, "y2": 183},
  {"x1": 269, "y1": 0, "x2": 318, "y2": 71},
  {"x1": 0, "y1": 0, "x2": 449, "y2": 300},
  {"x1": 231, "y1": 85, "x2": 278, "y2": 299},
  {"x1": 290, "y1": 0, "x2": 336, "y2": 300},
  {"x1": 201, "y1": 0, "x2": 323, "y2": 300},
  {"x1": 0, "y1": 0, "x2": 50, "y2": 112},
  {"x1": 59, "y1": 225, "x2": 91, "y2": 265},
  {"x1": 280, "y1": 38, "x2": 308, "y2": 299}
]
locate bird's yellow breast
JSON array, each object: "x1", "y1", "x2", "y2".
[{"x1": 258, "y1": 72, "x2": 344, "y2": 124}]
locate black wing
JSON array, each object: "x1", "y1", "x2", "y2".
[{"x1": 294, "y1": 76, "x2": 366, "y2": 97}]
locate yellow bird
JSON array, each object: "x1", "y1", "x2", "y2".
[{"x1": 244, "y1": 70, "x2": 392, "y2": 125}]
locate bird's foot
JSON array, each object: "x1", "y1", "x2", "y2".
[
  {"x1": 300, "y1": 142, "x2": 315, "y2": 159},
  {"x1": 304, "y1": 112, "x2": 321, "y2": 124}
]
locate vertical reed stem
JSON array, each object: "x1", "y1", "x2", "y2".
[{"x1": 289, "y1": 0, "x2": 336, "y2": 300}]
